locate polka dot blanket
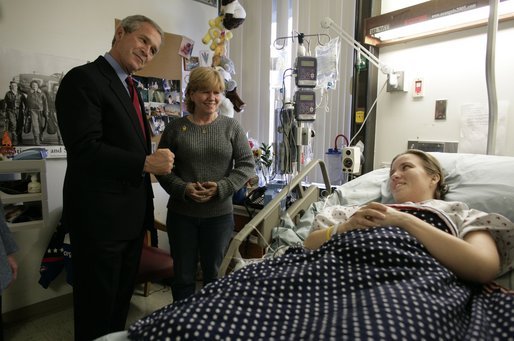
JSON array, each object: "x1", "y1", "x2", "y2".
[{"x1": 128, "y1": 210, "x2": 514, "y2": 340}]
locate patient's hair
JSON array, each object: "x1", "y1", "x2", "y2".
[
  {"x1": 184, "y1": 66, "x2": 225, "y2": 113},
  {"x1": 392, "y1": 149, "x2": 449, "y2": 199}
]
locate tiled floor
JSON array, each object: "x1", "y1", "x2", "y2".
[{"x1": 4, "y1": 283, "x2": 173, "y2": 341}]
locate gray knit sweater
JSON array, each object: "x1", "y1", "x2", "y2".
[{"x1": 156, "y1": 115, "x2": 255, "y2": 218}]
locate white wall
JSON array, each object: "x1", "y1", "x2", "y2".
[
  {"x1": 373, "y1": 2, "x2": 514, "y2": 168},
  {"x1": 0, "y1": 0, "x2": 217, "y2": 314}
]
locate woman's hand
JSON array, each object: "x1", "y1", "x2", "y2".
[
  {"x1": 367, "y1": 203, "x2": 500, "y2": 283},
  {"x1": 186, "y1": 182, "x2": 210, "y2": 203},
  {"x1": 336, "y1": 202, "x2": 388, "y2": 234},
  {"x1": 185, "y1": 181, "x2": 218, "y2": 203},
  {"x1": 200, "y1": 181, "x2": 218, "y2": 200},
  {"x1": 304, "y1": 202, "x2": 388, "y2": 250}
]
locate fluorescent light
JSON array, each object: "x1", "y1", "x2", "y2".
[{"x1": 366, "y1": 0, "x2": 514, "y2": 46}]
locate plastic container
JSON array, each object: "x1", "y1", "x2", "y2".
[{"x1": 325, "y1": 148, "x2": 343, "y2": 186}]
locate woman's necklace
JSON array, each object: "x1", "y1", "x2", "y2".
[{"x1": 189, "y1": 113, "x2": 218, "y2": 133}]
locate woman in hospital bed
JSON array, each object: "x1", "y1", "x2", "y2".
[
  {"x1": 305, "y1": 149, "x2": 503, "y2": 284},
  {"x1": 103, "y1": 149, "x2": 514, "y2": 340}
]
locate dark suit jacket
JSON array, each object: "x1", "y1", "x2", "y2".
[{"x1": 56, "y1": 56, "x2": 154, "y2": 241}]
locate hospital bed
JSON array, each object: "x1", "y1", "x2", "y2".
[{"x1": 99, "y1": 152, "x2": 514, "y2": 340}]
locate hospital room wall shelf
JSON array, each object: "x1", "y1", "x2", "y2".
[{"x1": 0, "y1": 160, "x2": 48, "y2": 232}]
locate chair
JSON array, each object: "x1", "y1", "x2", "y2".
[{"x1": 137, "y1": 220, "x2": 174, "y2": 296}]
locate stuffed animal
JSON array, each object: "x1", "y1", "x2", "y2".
[
  {"x1": 218, "y1": 94, "x2": 235, "y2": 118},
  {"x1": 212, "y1": 55, "x2": 245, "y2": 113},
  {"x1": 225, "y1": 88, "x2": 245, "y2": 113},
  {"x1": 201, "y1": 16, "x2": 234, "y2": 57},
  {"x1": 221, "y1": 0, "x2": 246, "y2": 30},
  {"x1": 212, "y1": 55, "x2": 235, "y2": 89},
  {"x1": 0, "y1": 130, "x2": 15, "y2": 158},
  {"x1": 202, "y1": 0, "x2": 246, "y2": 56}
]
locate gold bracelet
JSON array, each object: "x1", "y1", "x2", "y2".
[{"x1": 325, "y1": 225, "x2": 334, "y2": 241}]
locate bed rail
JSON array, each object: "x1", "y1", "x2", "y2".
[{"x1": 219, "y1": 159, "x2": 331, "y2": 277}]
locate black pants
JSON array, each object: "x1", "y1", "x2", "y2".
[
  {"x1": 70, "y1": 234, "x2": 144, "y2": 341},
  {"x1": 166, "y1": 213, "x2": 234, "y2": 301}
]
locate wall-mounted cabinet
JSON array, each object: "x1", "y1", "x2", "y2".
[{"x1": 0, "y1": 160, "x2": 48, "y2": 232}]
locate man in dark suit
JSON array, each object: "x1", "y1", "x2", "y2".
[{"x1": 55, "y1": 15, "x2": 174, "y2": 341}]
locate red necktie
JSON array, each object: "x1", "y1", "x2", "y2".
[{"x1": 125, "y1": 76, "x2": 146, "y2": 138}]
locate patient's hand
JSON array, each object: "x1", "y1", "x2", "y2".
[
  {"x1": 377, "y1": 205, "x2": 414, "y2": 228},
  {"x1": 337, "y1": 202, "x2": 387, "y2": 233}
]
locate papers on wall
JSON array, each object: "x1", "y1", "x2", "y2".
[{"x1": 459, "y1": 101, "x2": 509, "y2": 155}]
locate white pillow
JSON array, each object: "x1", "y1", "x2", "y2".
[{"x1": 336, "y1": 153, "x2": 514, "y2": 220}]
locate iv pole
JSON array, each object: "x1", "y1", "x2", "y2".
[
  {"x1": 485, "y1": 0, "x2": 498, "y2": 155},
  {"x1": 320, "y1": 16, "x2": 398, "y2": 174}
]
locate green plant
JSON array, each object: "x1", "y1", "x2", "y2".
[{"x1": 258, "y1": 143, "x2": 273, "y2": 169}]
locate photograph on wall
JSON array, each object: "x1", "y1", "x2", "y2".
[
  {"x1": 132, "y1": 76, "x2": 149, "y2": 103},
  {"x1": 178, "y1": 36, "x2": 195, "y2": 59},
  {"x1": 0, "y1": 47, "x2": 84, "y2": 157},
  {"x1": 134, "y1": 76, "x2": 182, "y2": 136},
  {"x1": 183, "y1": 56, "x2": 200, "y2": 71}
]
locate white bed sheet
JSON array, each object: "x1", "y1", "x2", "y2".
[{"x1": 94, "y1": 331, "x2": 128, "y2": 341}]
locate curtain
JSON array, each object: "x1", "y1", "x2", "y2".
[{"x1": 230, "y1": 0, "x2": 357, "y2": 184}]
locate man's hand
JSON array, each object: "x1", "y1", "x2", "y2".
[
  {"x1": 144, "y1": 148, "x2": 174, "y2": 175},
  {"x1": 7, "y1": 255, "x2": 18, "y2": 288}
]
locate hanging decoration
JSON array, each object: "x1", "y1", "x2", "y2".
[{"x1": 201, "y1": 0, "x2": 247, "y2": 115}]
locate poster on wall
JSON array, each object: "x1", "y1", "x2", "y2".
[
  {"x1": 0, "y1": 48, "x2": 182, "y2": 159},
  {"x1": 0, "y1": 47, "x2": 84, "y2": 158}
]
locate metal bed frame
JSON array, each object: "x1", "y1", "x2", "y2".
[{"x1": 219, "y1": 159, "x2": 331, "y2": 277}]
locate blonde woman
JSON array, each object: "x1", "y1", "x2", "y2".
[{"x1": 157, "y1": 66, "x2": 255, "y2": 301}]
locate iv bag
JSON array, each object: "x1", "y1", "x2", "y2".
[{"x1": 315, "y1": 37, "x2": 340, "y2": 90}]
